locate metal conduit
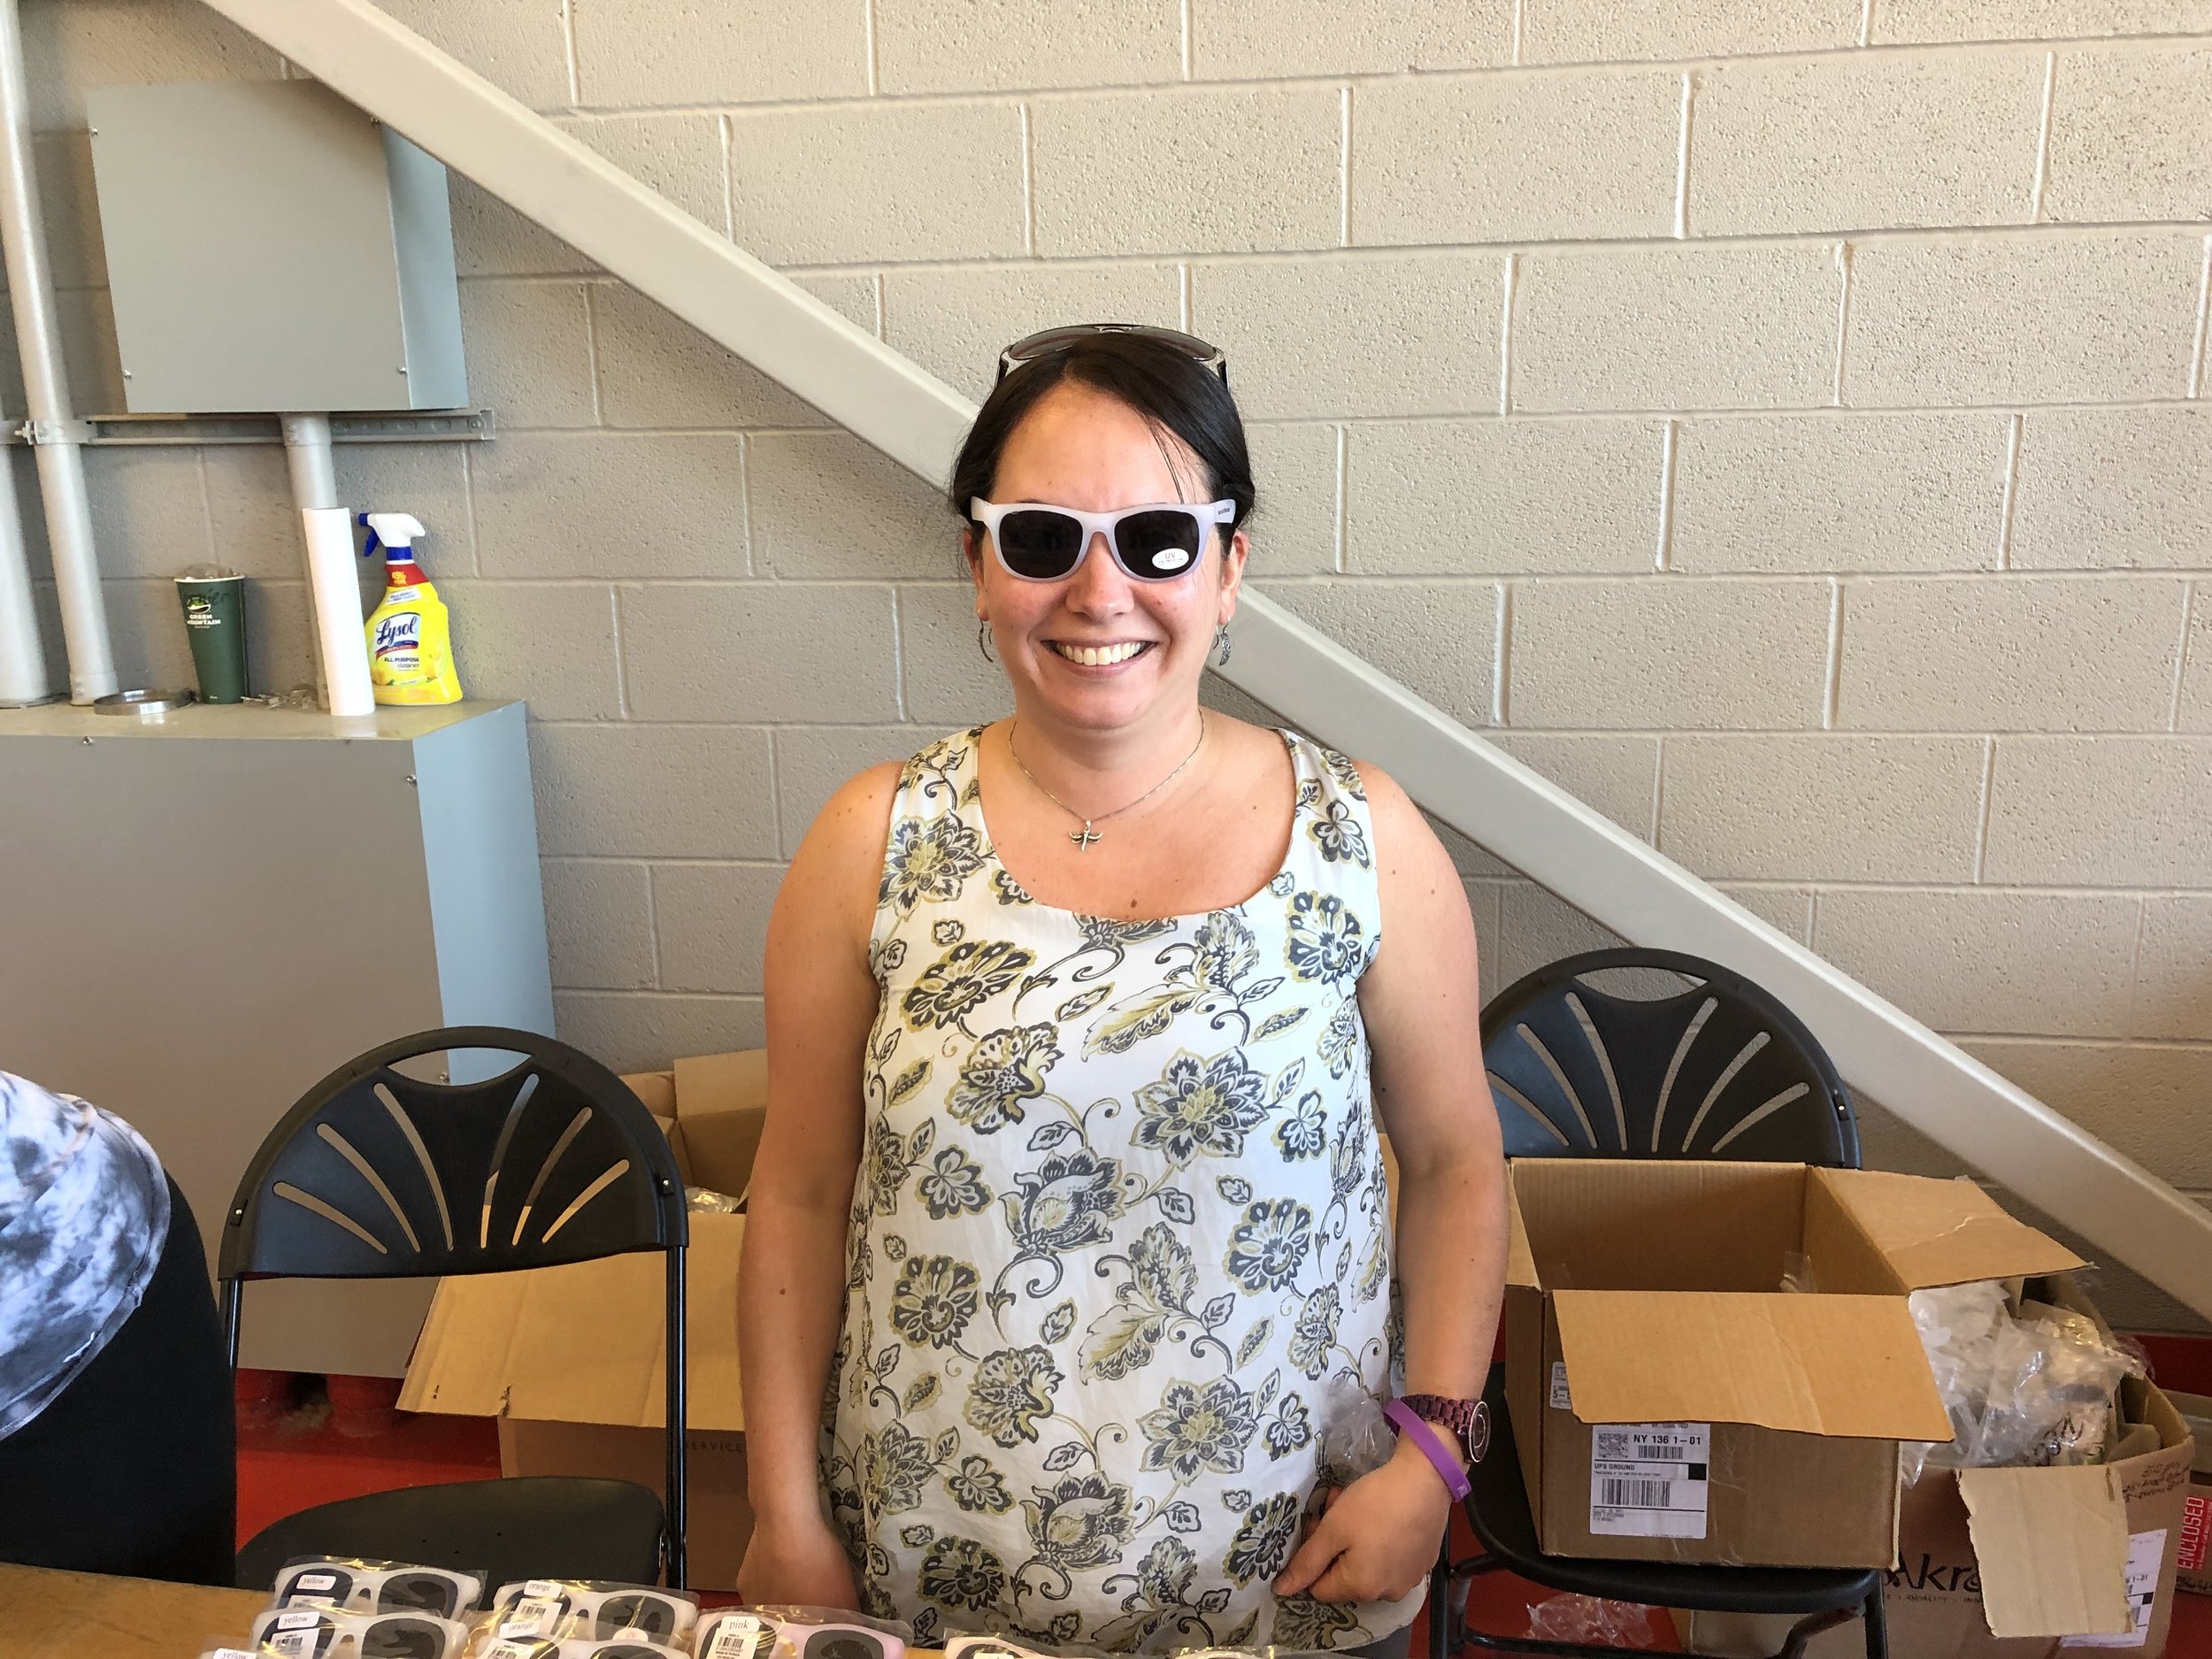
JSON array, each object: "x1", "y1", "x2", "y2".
[{"x1": 0, "y1": 0, "x2": 114, "y2": 703}]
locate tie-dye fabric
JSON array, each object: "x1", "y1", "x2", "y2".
[{"x1": 0, "y1": 1071, "x2": 168, "y2": 1439}]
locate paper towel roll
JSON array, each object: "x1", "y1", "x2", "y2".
[{"x1": 302, "y1": 507, "x2": 375, "y2": 717}]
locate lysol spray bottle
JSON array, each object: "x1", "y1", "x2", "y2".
[{"x1": 360, "y1": 512, "x2": 464, "y2": 705}]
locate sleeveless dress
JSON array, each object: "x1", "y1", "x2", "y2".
[{"x1": 822, "y1": 726, "x2": 1417, "y2": 1654}]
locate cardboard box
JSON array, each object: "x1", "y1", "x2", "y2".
[
  {"x1": 399, "y1": 1050, "x2": 767, "y2": 1588},
  {"x1": 2162, "y1": 1388, "x2": 2212, "y2": 1597},
  {"x1": 1684, "y1": 1276, "x2": 2199, "y2": 1658},
  {"x1": 1504, "y1": 1159, "x2": 2081, "y2": 1570}
]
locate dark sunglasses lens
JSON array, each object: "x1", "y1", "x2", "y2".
[
  {"x1": 593, "y1": 1647, "x2": 666, "y2": 1659},
  {"x1": 995, "y1": 510, "x2": 1084, "y2": 578},
  {"x1": 1115, "y1": 510, "x2": 1203, "y2": 578},
  {"x1": 803, "y1": 1634, "x2": 886, "y2": 1659},
  {"x1": 596, "y1": 1595, "x2": 674, "y2": 1638},
  {"x1": 376, "y1": 1576, "x2": 456, "y2": 1617},
  {"x1": 362, "y1": 1617, "x2": 445, "y2": 1659}
]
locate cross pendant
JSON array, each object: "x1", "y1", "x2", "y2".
[{"x1": 1069, "y1": 823, "x2": 1102, "y2": 851}]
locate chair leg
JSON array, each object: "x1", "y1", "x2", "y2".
[
  {"x1": 1862, "y1": 1585, "x2": 1887, "y2": 1659},
  {"x1": 1429, "y1": 1545, "x2": 1453, "y2": 1659}
]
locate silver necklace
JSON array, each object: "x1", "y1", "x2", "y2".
[{"x1": 1006, "y1": 714, "x2": 1208, "y2": 852}]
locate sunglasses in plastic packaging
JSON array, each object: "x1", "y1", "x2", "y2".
[
  {"x1": 699, "y1": 1612, "x2": 908, "y2": 1659},
  {"x1": 245, "y1": 1606, "x2": 467, "y2": 1659},
  {"x1": 474, "y1": 1639, "x2": 687, "y2": 1659},
  {"x1": 488, "y1": 1580, "x2": 698, "y2": 1645},
  {"x1": 942, "y1": 1640, "x2": 1047, "y2": 1659},
  {"x1": 273, "y1": 1559, "x2": 485, "y2": 1619},
  {"x1": 969, "y1": 497, "x2": 1237, "y2": 583}
]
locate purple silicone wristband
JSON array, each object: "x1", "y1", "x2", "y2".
[{"x1": 1384, "y1": 1397, "x2": 1472, "y2": 1502}]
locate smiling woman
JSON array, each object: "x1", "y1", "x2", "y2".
[{"x1": 736, "y1": 326, "x2": 1509, "y2": 1656}]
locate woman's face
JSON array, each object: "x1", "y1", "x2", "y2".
[{"x1": 967, "y1": 381, "x2": 1247, "y2": 736}]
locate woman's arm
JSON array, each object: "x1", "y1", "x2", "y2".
[
  {"x1": 736, "y1": 763, "x2": 902, "y2": 1605},
  {"x1": 1277, "y1": 764, "x2": 1508, "y2": 1605}
]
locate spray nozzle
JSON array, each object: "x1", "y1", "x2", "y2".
[{"x1": 357, "y1": 511, "x2": 426, "y2": 562}]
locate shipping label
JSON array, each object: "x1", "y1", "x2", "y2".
[
  {"x1": 1589, "y1": 1422, "x2": 1711, "y2": 1539},
  {"x1": 2061, "y1": 1529, "x2": 2165, "y2": 1649}
]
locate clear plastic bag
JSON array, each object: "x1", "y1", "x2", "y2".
[
  {"x1": 1316, "y1": 1373, "x2": 1395, "y2": 1486},
  {"x1": 1901, "y1": 1279, "x2": 2147, "y2": 1484},
  {"x1": 244, "y1": 1604, "x2": 472, "y2": 1659},
  {"x1": 271, "y1": 1555, "x2": 487, "y2": 1617},
  {"x1": 726, "y1": 1606, "x2": 911, "y2": 1659},
  {"x1": 484, "y1": 1579, "x2": 700, "y2": 1647},
  {"x1": 1523, "y1": 1594, "x2": 1656, "y2": 1648}
]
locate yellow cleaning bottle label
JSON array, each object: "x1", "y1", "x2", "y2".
[{"x1": 366, "y1": 580, "x2": 463, "y2": 704}]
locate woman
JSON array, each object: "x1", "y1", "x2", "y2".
[{"x1": 739, "y1": 326, "x2": 1507, "y2": 1654}]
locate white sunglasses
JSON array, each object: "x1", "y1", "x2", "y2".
[{"x1": 969, "y1": 497, "x2": 1235, "y2": 582}]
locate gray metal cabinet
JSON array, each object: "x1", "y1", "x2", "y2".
[{"x1": 0, "y1": 699, "x2": 551, "y2": 1376}]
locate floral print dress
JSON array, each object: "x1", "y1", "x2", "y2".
[{"x1": 824, "y1": 727, "x2": 1415, "y2": 1654}]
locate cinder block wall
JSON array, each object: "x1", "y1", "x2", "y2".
[{"x1": 14, "y1": 0, "x2": 2209, "y2": 1324}]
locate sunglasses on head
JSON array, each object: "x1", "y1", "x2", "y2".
[
  {"x1": 247, "y1": 1607, "x2": 465, "y2": 1659},
  {"x1": 489, "y1": 1581, "x2": 697, "y2": 1645},
  {"x1": 273, "y1": 1560, "x2": 482, "y2": 1620},
  {"x1": 996, "y1": 323, "x2": 1227, "y2": 385},
  {"x1": 969, "y1": 497, "x2": 1235, "y2": 583}
]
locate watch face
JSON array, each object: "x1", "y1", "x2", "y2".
[{"x1": 1466, "y1": 1401, "x2": 1492, "y2": 1463}]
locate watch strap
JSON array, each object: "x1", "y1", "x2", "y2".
[
  {"x1": 1401, "y1": 1393, "x2": 1491, "y2": 1462},
  {"x1": 1382, "y1": 1398, "x2": 1473, "y2": 1502}
]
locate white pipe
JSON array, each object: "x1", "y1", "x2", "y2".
[
  {"x1": 281, "y1": 412, "x2": 339, "y2": 708},
  {"x1": 0, "y1": 434, "x2": 54, "y2": 705},
  {"x1": 0, "y1": 0, "x2": 113, "y2": 703},
  {"x1": 196, "y1": 0, "x2": 2212, "y2": 1320}
]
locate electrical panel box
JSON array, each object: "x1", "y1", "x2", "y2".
[{"x1": 87, "y1": 79, "x2": 468, "y2": 414}]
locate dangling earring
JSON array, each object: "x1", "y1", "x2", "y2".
[
  {"x1": 978, "y1": 620, "x2": 996, "y2": 663},
  {"x1": 1213, "y1": 624, "x2": 1232, "y2": 665}
]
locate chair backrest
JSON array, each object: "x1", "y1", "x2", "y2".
[
  {"x1": 1482, "y1": 949, "x2": 1860, "y2": 1167},
  {"x1": 219, "y1": 1025, "x2": 690, "y2": 1586},
  {"x1": 219, "y1": 1025, "x2": 685, "y2": 1281}
]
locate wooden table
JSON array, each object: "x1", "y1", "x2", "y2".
[{"x1": 1, "y1": 1562, "x2": 266, "y2": 1657}]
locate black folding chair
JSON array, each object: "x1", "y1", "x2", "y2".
[
  {"x1": 1436, "y1": 949, "x2": 1884, "y2": 1659},
  {"x1": 220, "y1": 1026, "x2": 690, "y2": 1591}
]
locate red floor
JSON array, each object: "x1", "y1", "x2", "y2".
[{"x1": 239, "y1": 1343, "x2": 2212, "y2": 1653}]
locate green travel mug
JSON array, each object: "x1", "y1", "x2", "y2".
[{"x1": 175, "y1": 572, "x2": 250, "y2": 703}]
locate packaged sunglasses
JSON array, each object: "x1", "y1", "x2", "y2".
[
  {"x1": 728, "y1": 1605, "x2": 910, "y2": 1659},
  {"x1": 968, "y1": 498, "x2": 1236, "y2": 583},
  {"x1": 244, "y1": 1604, "x2": 469, "y2": 1659},
  {"x1": 273, "y1": 1556, "x2": 487, "y2": 1619},
  {"x1": 471, "y1": 1639, "x2": 687, "y2": 1659},
  {"x1": 488, "y1": 1580, "x2": 699, "y2": 1646}
]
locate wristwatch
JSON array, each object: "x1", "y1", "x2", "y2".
[{"x1": 1397, "y1": 1393, "x2": 1492, "y2": 1466}]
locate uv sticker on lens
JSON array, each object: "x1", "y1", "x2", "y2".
[{"x1": 1149, "y1": 547, "x2": 1191, "y2": 571}]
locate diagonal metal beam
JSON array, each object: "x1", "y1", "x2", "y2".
[{"x1": 196, "y1": 0, "x2": 2212, "y2": 1320}]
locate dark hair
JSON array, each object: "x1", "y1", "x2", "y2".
[{"x1": 948, "y1": 332, "x2": 1256, "y2": 547}]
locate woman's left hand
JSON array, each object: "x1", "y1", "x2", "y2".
[{"x1": 1273, "y1": 1439, "x2": 1454, "y2": 1604}]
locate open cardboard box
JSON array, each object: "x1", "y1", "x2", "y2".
[
  {"x1": 398, "y1": 1050, "x2": 767, "y2": 1589},
  {"x1": 1685, "y1": 1274, "x2": 2199, "y2": 1658},
  {"x1": 1504, "y1": 1159, "x2": 2083, "y2": 1570}
]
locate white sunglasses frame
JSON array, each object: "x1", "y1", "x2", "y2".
[{"x1": 968, "y1": 497, "x2": 1236, "y2": 583}]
